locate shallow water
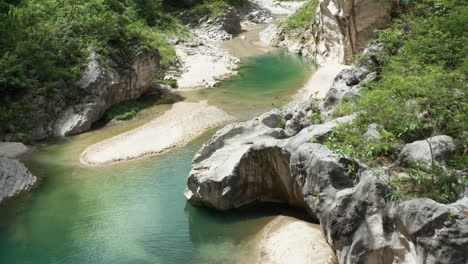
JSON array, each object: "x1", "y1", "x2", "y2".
[{"x1": 0, "y1": 50, "x2": 315, "y2": 264}]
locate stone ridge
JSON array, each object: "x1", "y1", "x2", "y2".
[{"x1": 185, "y1": 64, "x2": 468, "y2": 263}]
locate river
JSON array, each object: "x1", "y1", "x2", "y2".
[{"x1": 0, "y1": 46, "x2": 315, "y2": 263}]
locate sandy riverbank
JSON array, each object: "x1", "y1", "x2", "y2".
[
  {"x1": 293, "y1": 63, "x2": 350, "y2": 101},
  {"x1": 257, "y1": 216, "x2": 337, "y2": 264},
  {"x1": 80, "y1": 101, "x2": 235, "y2": 166}
]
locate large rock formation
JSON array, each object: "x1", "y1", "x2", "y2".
[
  {"x1": 261, "y1": 0, "x2": 394, "y2": 64},
  {"x1": 184, "y1": 100, "x2": 468, "y2": 263},
  {"x1": 0, "y1": 156, "x2": 37, "y2": 204},
  {"x1": 183, "y1": 8, "x2": 242, "y2": 42},
  {"x1": 53, "y1": 49, "x2": 160, "y2": 136}
]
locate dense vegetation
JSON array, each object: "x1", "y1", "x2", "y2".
[
  {"x1": 324, "y1": 0, "x2": 467, "y2": 203},
  {"x1": 0, "y1": 0, "x2": 247, "y2": 136}
]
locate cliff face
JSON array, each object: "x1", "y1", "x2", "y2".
[
  {"x1": 261, "y1": 0, "x2": 393, "y2": 64},
  {"x1": 53, "y1": 49, "x2": 160, "y2": 137},
  {"x1": 22, "y1": 49, "x2": 160, "y2": 140}
]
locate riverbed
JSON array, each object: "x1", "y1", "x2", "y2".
[{"x1": 0, "y1": 44, "x2": 316, "y2": 263}]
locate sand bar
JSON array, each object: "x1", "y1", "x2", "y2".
[
  {"x1": 257, "y1": 216, "x2": 337, "y2": 264},
  {"x1": 81, "y1": 101, "x2": 235, "y2": 165}
]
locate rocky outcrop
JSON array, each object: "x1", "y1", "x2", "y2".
[
  {"x1": 185, "y1": 99, "x2": 467, "y2": 263},
  {"x1": 320, "y1": 44, "x2": 382, "y2": 117},
  {"x1": 186, "y1": 8, "x2": 242, "y2": 42},
  {"x1": 398, "y1": 135, "x2": 456, "y2": 166},
  {"x1": 53, "y1": 49, "x2": 160, "y2": 136},
  {"x1": 0, "y1": 156, "x2": 37, "y2": 204},
  {"x1": 261, "y1": 0, "x2": 394, "y2": 64},
  {"x1": 185, "y1": 101, "x2": 355, "y2": 210}
]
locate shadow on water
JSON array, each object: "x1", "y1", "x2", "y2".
[{"x1": 186, "y1": 201, "x2": 317, "y2": 245}]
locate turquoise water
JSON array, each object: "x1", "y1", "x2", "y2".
[{"x1": 0, "y1": 50, "x2": 315, "y2": 264}]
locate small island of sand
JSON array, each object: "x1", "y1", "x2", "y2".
[{"x1": 80, "y1": 101, "x2": 235, "y2": 166}]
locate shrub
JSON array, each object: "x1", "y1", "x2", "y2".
[{"x1": 281, "y1": 0, "x2": 319, "y2": 31}]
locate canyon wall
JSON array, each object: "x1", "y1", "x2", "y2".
[
  {"x1": 19, "y1": 49, "x2": 160, "y2": 140},
  {"x1": 261, "y1": 0, "x2": 394, "y2": 64},
  {"x1": 53, "y1": 49, "x2": 160, "y2": 137}
]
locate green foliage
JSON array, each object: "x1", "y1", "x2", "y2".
[
  {"x1": 281, "y1": 0, "x2": 318, "y2": 30},
  {"x1": 332, "y1": 101, "x2": 355, "y2": 118},
  {"x1": 104, "y1": 100, "x2": 146, "y2": 121},
  {"x1": 306, "y1": 111, "x2": 322, "y2": 124},
  {"x1": 11, "y1": 133, "x2": 32, "y2": 145},
  {"x1": 324, "y1": 122, "x2": 398, "y2": 163},
  {"x1": 391, "y1": 165, "x2": 467, "y2": 204},
  {"x1": 325, "y1": 0, "x2": 467, "y2": 168},
  {"x1": 0, "y1": 0, "x2": 186, "y2": 133},
  {"x1": 155, "y1": 77, "x2": 178, "y2": 88},
  {"x1": 178, "y1": 0, "x2": 249, "y2": 24}
]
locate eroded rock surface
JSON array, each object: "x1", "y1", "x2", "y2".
[
  {"x1": 185, "y1": 100, "x2": 467, "y2": 264},
  {"x1": 53, "y1": 49, "x2": 160, "y2": 136},
  {"x1": 262, "y1": 0, "x2": 393, "y2": 64},
  {"x1": 0, "y1": 156, "x2": 37, "y2": 204}
]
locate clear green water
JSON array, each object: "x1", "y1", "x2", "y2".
[{"x1": 0, "y1": 50, "x2": 315, "y2": 264}]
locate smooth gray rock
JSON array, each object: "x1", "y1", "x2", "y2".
[
  {"x1": 53, "y1": 49, "x2": 160, "y2": 136},
  {"x1": 399, "y1": 135, "x2": 456, "y2": 166},
  {"x1": 321, "y1": 67, "x2": 369, "y2": 114},
  {"x1": 185, "y1": 101, "x2": 467, "y2": 264},
  {"x1": 0, "y1": 156, "x2": 37, "y2": 203},
  {"x1": 394, "y1": 198, "x2": 451, "y2": 237},
  {"x1": 392, "y1": 198, "x2": 468, "y2": 264},
  {"x1": 0, "y1": 142, "x2": 29, "y2": 158}
]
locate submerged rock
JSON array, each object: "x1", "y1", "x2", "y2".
[{"x1": 0, "y1": 156, "x2": 37, "y2": 204}]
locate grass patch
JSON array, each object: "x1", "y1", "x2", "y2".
[
  {"x1": 388, "y1": 165, "x2": 467, "y2": 204},
  {"x1": 281, "y1": 0, "x2": 318, "y2": 31}
]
